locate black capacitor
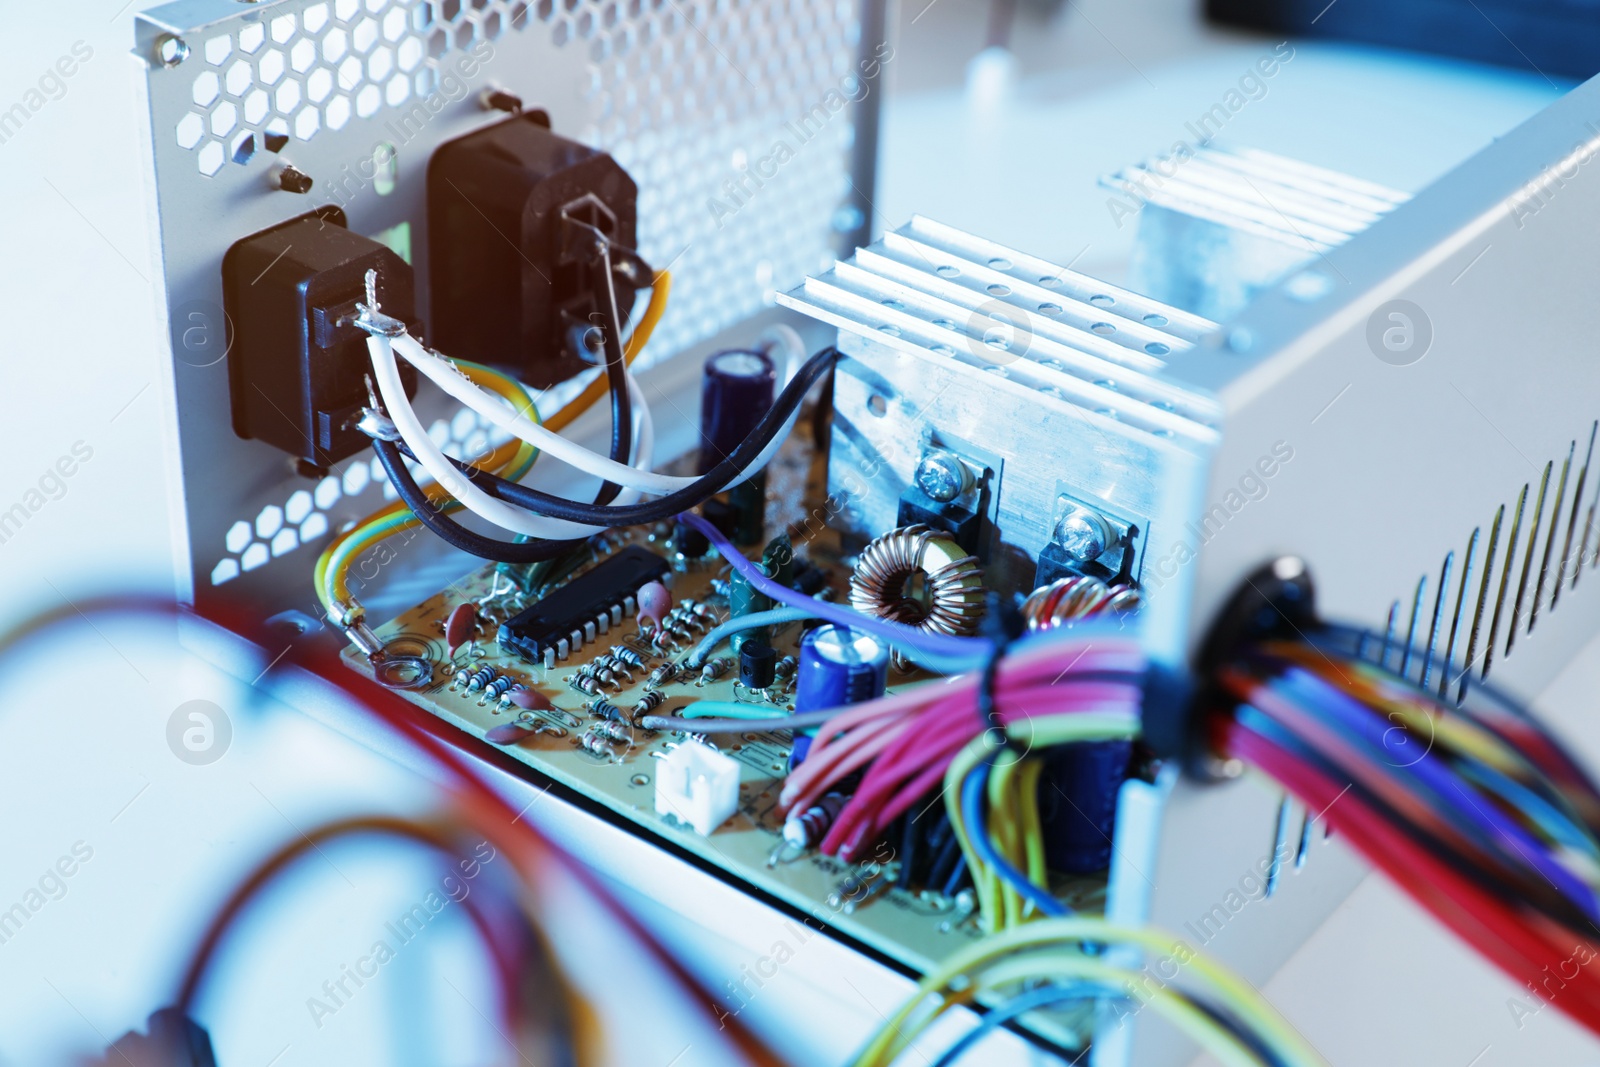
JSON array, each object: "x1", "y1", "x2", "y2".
[
  {"x1": 698, "y1": 349, "x2": 776, "y2": 474},
  {"x1": 673, "y1": 519, "x2": 710, "y2": 559},
  {"x1": 739, "y1": 641, "x2": 778, "y2": 690}
]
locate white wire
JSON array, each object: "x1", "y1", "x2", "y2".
[
  {"x1": 392, "y1": 332, "x2": 698, "y2": 495},
  {"x1": 756, "y1": 323, "x2": 807, "y2": 387},
  {"x1": 367, "y1": 335, "x2": 643, "y2": 539}
]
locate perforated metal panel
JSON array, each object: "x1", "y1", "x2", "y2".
[{"x1": 135, "y1": 0, "x2": 884, "y2": 617}]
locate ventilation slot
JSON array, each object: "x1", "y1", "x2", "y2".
[{"x1": 1377, "y1": 420, "x2": 1600, "y2": 702}]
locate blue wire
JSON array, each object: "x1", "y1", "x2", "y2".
[
  {"x1": 679, "y1": 512, "x2": 989, "y2": 667},
  {"x1": 928, "y1": 983, "x2": 1115, "y2": 1067},
  {"x1": 928, "y1": 981, "x2": 1286, "y2": 1067},
  {"x1": 961, "y1": 759, "x2": 1070, "y2": 918}
]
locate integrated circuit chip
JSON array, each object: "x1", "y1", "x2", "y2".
[{"x1": 498, "y1": 546, "x2": 671, "y2": 665}]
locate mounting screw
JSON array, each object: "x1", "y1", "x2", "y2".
[
  {"x1": 914, "y1": 450, "x2": 973, "y2": 503},
  {"x1": 1052, "y1": 502, "x2": 1116, "y2": 563},
  {"x1": 275, "y1": 164, "x2": 313, "y2": 194}
]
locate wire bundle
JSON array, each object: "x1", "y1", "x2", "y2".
[
  {"x1": 852, "y1": 917, "x2": 1327, "y2": 1067},
  {"x1": 175, "y1": 814, "x2": 587, "y2": 1065},
  {"x1": 1210, "y1": 630, "x2": 1600, "y2": 1038},
  {"x1": 0, "y1": 594, "x2": 793, "y2": 1067}
]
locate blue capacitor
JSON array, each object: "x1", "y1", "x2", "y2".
[
  {"x1": 698, "y1": 349, "x2": 775, "y2": 474},
  {"x1": 1038, "y1": 740, "x2": 1133, "y2": 873},
  {"x1": 794, "y1": 625, "x2": 889, "y2": 713}
]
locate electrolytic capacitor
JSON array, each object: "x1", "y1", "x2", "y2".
[
  {"x1": 739, "y1": 641, "x2": 778, "y2": 691},
  {"x1": 794, "y1": 625, "x2": 889, "y2": 713},
  {"x1": 697, "y1": 349, "x2": 775, "y2": 475}
]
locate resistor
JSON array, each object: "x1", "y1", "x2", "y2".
[
  {"x1": 632, "y1": 689, "x2": 666, "y2": 722},
  {"x1": 610, "y1": 646, "x2": 645, "y2": 670},
  {"x1": 665, "y1": 607, "x2": 706, "y2": 634},
  {"x1": 651, "y1": 627, "x2": 682, "y2": 653},
  {"x1": 497, "y1": 683, "x2": 529, "y2": 711},
  {"x1": 465, "y1": 666, "x2": 496, "y2": 692},
  {"x1": 647, "y1": 662, "x2": 680, "y2": 688},
  {"x1": 452, "y1": 668, "x2": 474, "y2": 691},
  {"x1": 685, "y1": 600, "x2": 718, "y2": 624},
  {"x1": 698, "y1": 657, "x2": 732, "y2": 686},
  {"x1": 578, "y1": 731, "x2": 615, "y2": 760},
  {"x1": 573, "y1": 674, "x2": 602, "y2": 696},
  {"x1": 709, "y1": 577, "x2": 732, "y2": 598},
  {"x1": 481, "y1": 675, "x2": 516, "y2": 704},
  {"x1": 595, "y1": 720, "x2": 632, "y2": 744},
  {"x1": 588, "y1": 697, "x2": 626, "y2": 721},
  {"x1": 775, "y1": 655, "x2": 797, "y2": 680},
  {"x1": 594, "y1": 653, "x2": 634, "y2": 684},
  {"x1": 783, "y1": 792, "x2": 848, "y2": 850}
]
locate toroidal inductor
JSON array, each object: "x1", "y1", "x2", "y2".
[
  {"x1": 1020, "y1": 574, "x2": 1143, "y2": 631},
  {"x1": 848, "y1": 524, "x2": 985, "y2": 669}
]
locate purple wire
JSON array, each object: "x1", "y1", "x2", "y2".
[
  {"x1": 676, "y1": 512, "x2": 988, "y2": 664},
  {"x1": 1274, "y1": 665, "x2": 1600, "y2": 921}
]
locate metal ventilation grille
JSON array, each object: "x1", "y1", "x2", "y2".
[
  {"x1": 1102, "y1": 145, "x2": 1410, "y2": 253},
  {"x1": 776, "y1": 215, "x2": 1221, "y2": 446},
  {"x1": 163, "y1": 0, "x2": 864, "y2": 359},
  {"x1": 1372, "y1": 422, "x2": 1600, "y2": 700},
  {"x1": 140, "y1": 0, "x2": 876, "y2": 614},
  {"x1": 207, "y1": 409, "x2": 504, "y2": 586}
]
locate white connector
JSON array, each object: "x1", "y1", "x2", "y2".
[{"x1": 654, "y1": 743, "x2": 741, "y2": 836}]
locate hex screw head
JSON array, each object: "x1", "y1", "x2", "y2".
[
  {"x1": 1053, "y1": 504, "x2": 1115, "y2": 563},
  {"x1": 914, "y1": 450, "x2": 971, "y2": 503}
]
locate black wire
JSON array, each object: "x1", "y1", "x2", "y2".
[
  {"x1": 393, "y1": 346, "x2": 841, "y2": 528},
  {"x1": 372, "y1": 245, "x2": 647, "y2": 563},
  {"x1": 372, "y1": 438, "x2": 586, "y2": 562}
]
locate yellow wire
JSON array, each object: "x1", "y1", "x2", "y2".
[
  {"x1": 988, "y1": 752, "x2": 1025, "y2": 929},
  {"x1": 1016, "y1": 758, "x2": 1049, "y2": 919},
  {"x1": 852, "y1": 915, "x2": 1327, "y2": 1067},
  {"x1": 314, "y1": 271, "x2": 671, "y2": 623},
  {"x1": 316, "y1": 361, "x2": 537, "y2": 619},
  {"x1": 945, "y1": 716, "x2": 1138, "y2": 933}
]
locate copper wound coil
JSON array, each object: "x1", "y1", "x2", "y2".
[
  {"x1": 1021, "y1": 574, "x2": 1143, "y2": 631},
  {"x1": 848, "y1": 524, "x2": 985, "y2": 669}
]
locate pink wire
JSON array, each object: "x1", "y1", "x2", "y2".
[
  {"x1": 780, "y1": 717, "x2": 910, "y2": 816},
  {"x1": 817, "y1": 682, "x2": 1144, "y2": 857},
  {"x1": 788, "y1": 651, "x2": 1143, "y2": 808}
]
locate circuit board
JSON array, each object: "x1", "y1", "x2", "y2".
[{"x1": 344, "y1": 532, "x2": 1107, "y2": 1047}]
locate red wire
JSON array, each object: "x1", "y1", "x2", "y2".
[
  {"x1": 1223, "y1": 720, "x2": 1600, "y2": 1036},
  {"x1": 0, "y1": 596, "x2": 790, "y2": 1067}
]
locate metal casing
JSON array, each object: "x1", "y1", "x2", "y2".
[
  {"x1": 1111, "y1": 71, "x2": 1600, "y2": 1067},
  {"x1": 135, "y1": 0, "x2": 885, "y2": 618}
]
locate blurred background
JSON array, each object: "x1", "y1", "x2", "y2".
[{"x1": 0, "y1": 0, "x2": 1593, "y2": 1064}]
